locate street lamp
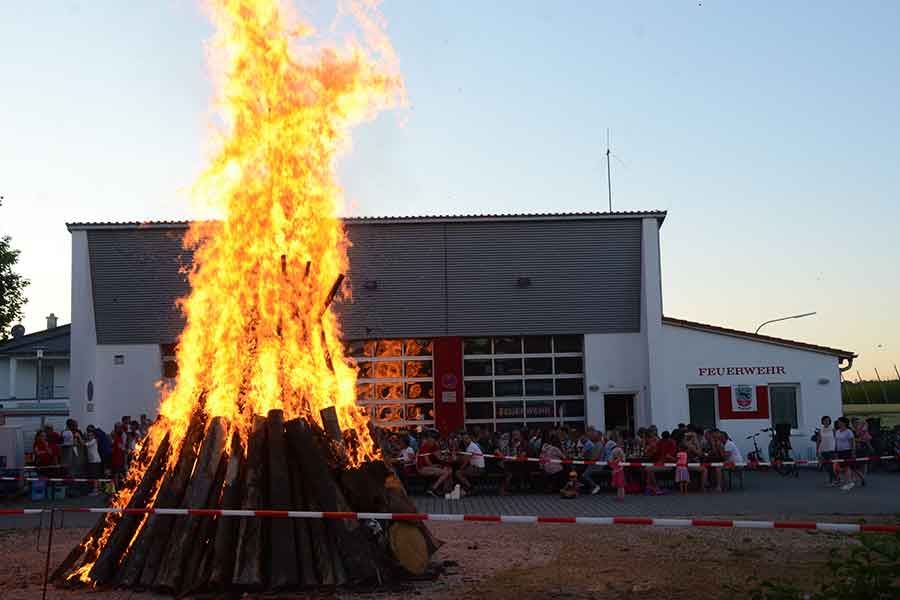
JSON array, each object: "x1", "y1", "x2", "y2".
[{"x1": 754, "y1": 312, "x2": 816, "y2": 334}]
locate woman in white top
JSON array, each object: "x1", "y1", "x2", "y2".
[{"x1": 816, "y1": 416, "x2": 837, "y2": 484}]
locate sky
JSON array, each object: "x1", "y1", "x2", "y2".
[{"x1": 1, "y1": 1, "x2": 898, "y2": 380}]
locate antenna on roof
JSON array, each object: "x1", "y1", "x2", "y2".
[{"x1": 605, "y1": 129, "x2": 612, "y2": 212}]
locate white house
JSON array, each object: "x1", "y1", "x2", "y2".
[
  {"x1": 0, "y1": 315, "x2": 71, "y2": 447},
  {"x1": 67, "y1": 212, "x2": 855, "y2": 459}
]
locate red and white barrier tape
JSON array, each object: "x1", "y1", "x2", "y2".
[
  {"x1": 0, "y1": 476, "x2": 114, "y2": 483},
  {"x1": 0, "y1": 508, "x2": 45, "y2": 515},
  {"x1": 59, "y1": 507, "x2": 899, "y2": 534},
  {"x1": 416, "y1": 450, "x2": 900, "y2": 470}
]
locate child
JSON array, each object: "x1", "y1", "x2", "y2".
[
  {"x1": 610, "y1": 447, "x2": 626, "y2": 502},
  {"x1": 676, "y1": 450, "x2": 690, "y2": 494}
]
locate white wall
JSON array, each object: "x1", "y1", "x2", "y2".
[
  {"x1": 0, "y1": 358, "x2": 8, "y2": 396},
  {"x1": 659, "y1": 324, "x2": 843, "y2": 458},
  {"x1": 79, "y1": 345, "x2": 163, "y2": 430},
  {"x1": 53, "y1": 362, "x2": 70, "y2": 398},
  {"x1": 584, "y1": 333, "x2": 648, "y2": 432},
  {"x1": 70, "y1": 230, "x2": 97, "y2": 423},
  {"x1": 640, "y1": 218, "x2": 666, "y2": 431}
]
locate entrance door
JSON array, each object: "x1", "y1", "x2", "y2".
[{"x1": 603, "y1": 394, "x2": 635, "y2": 436}]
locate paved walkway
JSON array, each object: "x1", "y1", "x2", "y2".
[
  {"x1": 412, "y1": 470, "x2": 900, "y2": 518},
  {"x1": 1, "y1": 470, "x2": 897, "y2": 531}
]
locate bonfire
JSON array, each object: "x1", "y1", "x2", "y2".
[{"x1": 52, "y1": 0, "x2": 438, "y2": 593}]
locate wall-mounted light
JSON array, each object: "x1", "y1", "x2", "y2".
[
  {"x1": 363, "y1": 280, "x2": 378, "y2": 291},
  {"x1": 818, "y1": 378, "x2": 830, "y2": 385},
  {"x1": 516, "y1": 277, "x2": 531, "y2": 288}
]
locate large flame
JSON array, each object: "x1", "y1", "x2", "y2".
[
  {"x1": 71, "y1": 0, "x2": 402, "y2": 583},
  {"x1": 158, "y1": 0, "x2": 403, "y2": 463}
]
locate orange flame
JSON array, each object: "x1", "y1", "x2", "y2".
[
  {"x1": 71, "y1": 0, "x2": 403, "y2": 584},
  {"x1": 156, "y1": 0, "x2": 403, "y2": 463}
]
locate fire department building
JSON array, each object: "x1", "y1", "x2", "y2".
[{"x1": 68, "y1": 211, "x2": 855, "y2": 458}]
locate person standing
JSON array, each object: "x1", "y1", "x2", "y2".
[
  {"x1": 834, "y1": 418, "x2": 856, "y2": 491},
  {"x1": 816, "y1": 416, "x2": 837, "y2": 485},
  {"x1": 85, "y1": 430, "x2": 103, "y2": 494}
]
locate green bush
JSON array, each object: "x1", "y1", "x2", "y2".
[{"x1": 746, "y1": 532, "x2": 900, "y2": 599}]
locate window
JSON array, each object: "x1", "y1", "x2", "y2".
[
  {"x1": 770, "y1": 385, "x2": 799, "y2": 429},
  {"x1": 351, "y1": 338, "x2": 434, "y2": 429},
  {"x1": 688, "y1": 387, "x2": 717, "y2": 430},
  {"x1": 462, "y1": 335, "x2": 585, "y2": 428}
]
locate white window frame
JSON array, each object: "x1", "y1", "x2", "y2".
[
  {"x1": 768, "y1": 383, "x2": 802, "y2": 432},
  {"x1": 352, "y1": 339, "x2": 436, "y2": 429},
  {"x1": 462, "y1": 335, "x2": 585, "y2": 429}
]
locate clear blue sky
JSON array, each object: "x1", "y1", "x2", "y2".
[{"x1": 1, "y1": 1, "x2": 897, "y2": 378}]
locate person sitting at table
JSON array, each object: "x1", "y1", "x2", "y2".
[
  {"x1": 540, "y1": 434, "x2": 567, "y2": 492},
  {"x1": 681, "y1": 430, "x2": 709, "y2": 490},
  {"x1": 455, "y1": 431, "x2": 485, "y2": 494},
  {"x1": 581, "y1": 429, "x2": 607, "y2": 494},
  {"x1": 417, "y1": 432, "x2": 453, "y2": 497},
  {"x1": 646, "y1": 430, "x2": 677, "y2": 495},
  {"x1": 706, "y1": 430, "x2": 727, "y2": 492}
]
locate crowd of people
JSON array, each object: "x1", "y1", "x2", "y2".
[
  {"x1": 812, "y1": 415, "x2": 879, "y2": 491},
  {"x1": 30, "y1": 414, "x2": 153, "y2": 490},
  {"x1": 378, "y1": 422, "x2": 746, "y2": 500}
]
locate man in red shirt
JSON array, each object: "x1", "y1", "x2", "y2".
[
  {"x1": 646, "y1": 430, "x2": 677, "y2": 494},
  {"x1": 417, "y1": 433, "x2": 452, "y2": 497}
]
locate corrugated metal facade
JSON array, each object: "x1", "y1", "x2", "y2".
[
  {"x1": 338, "y1": 218, "x2": 643, "y2": 338},
  {"x1": 87, "y1": 228, "x2": 193, "y2": 344},
  {"x1": 85, "y1": 216, "x2": 646, "y2": 344}
]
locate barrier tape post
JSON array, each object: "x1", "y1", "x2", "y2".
[
  {"x1": 36, "y1": 508, "x2": 44, "y2": 553},
  {"x1": 42, "y1": 508, "x2": 55, "y2": 600}
]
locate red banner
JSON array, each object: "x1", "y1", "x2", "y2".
[{"x1": 433, "y1": 336, "x2": 464, "y2": 433}]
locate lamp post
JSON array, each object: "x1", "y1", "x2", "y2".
[{"x1": 754, "y1": 312, "x2": 816, "y2": 334}]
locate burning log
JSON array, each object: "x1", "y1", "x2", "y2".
[
  {"x1": 181, "y1": 444, "x2": 230, "y2": 594},
  {"x1": 134, "y1": 411, "x2": 209, "y2": 588},
  {"x1": 286, "y1": 450, "x2": 318, "y2": 587},
  {"x1": 207, "y1": 432, "x2": 245, "y2": 589},
  {"x1": 154, "y1": 416, "x2": 229, "y2": 592},
  {"x1": 233, "y1": 414, "x2": 267, "y2": 589},
  {"x1": 284, "y1": 417, "x2": 381, "y2": 584},
  {"x1": 56, "y1": 413, "x2": 439, "y2": 593},
  {"x1": 87, "y1": 432, "x2": 172, "y2": 584},
  {"x1": 265, "y1": 409, "x2": 298, "y2": 589}
]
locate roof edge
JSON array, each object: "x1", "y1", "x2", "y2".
[
  {"x1": 662, "y1": 316, "x2": 857, "y2": 359},
  {"x1": 67, "y1": 210, "x2": 667, "y2": 231},
  {"x1": 0, "y1": 324, "x2": 71, "y2": 353}
]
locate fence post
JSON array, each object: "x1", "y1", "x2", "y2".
[
  {"x1": 42, "y1": 508, "x2": 55, "y2": 600},
  {"x1": 874, "y1": 368, "x2": 889, "y2": 404}
]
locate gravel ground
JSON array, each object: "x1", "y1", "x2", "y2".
[{"x1": 0, "y1": 517, "x2": 889, "y2": 600}]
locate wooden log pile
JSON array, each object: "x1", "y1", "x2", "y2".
[{"x1": 52, "y1": 408, "x2": 441, "y2": 595}]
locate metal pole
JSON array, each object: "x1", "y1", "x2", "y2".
[
  {"x1": 606, "y1": 129, "x2": 612, "y2": 212},
  {"x1": 755, "y1": 312, "x2": 817, "y2": 334},
  {"x1": 894, "y1": 364, "x2": 900, "y2": 381},
  {"x1": 856, "y1": 371, "x2": 871, "y2": 403},
  {"x1": 42, "y1": 508, "x2": 55, "y2": 600},
  {"x1": 36, "y1": 508, "x2": 44, "y2": 552},
  {"x1": 874, "y1": 368, "x2": 889, "y2": 404}
]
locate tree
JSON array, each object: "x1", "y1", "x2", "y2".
[{"x1": 0, "y1": 197, "x2": 30, "y2": 341}]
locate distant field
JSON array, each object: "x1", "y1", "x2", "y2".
[{"x1": 842, "y1": 379, "x2": 900, "y2": 404}]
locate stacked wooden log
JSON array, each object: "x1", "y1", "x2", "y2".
[{"x1": 52, "y1": 409, "x2": 440, "y2": 595}]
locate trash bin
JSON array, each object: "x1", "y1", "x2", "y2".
[
  {"x1": 51, "y1": 484, "x2": 66, "y2": 500},
  {"x1": 30, "y1": 479, "x2": 46, "y2": 501}
]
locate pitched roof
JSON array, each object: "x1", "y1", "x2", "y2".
[
  {"x1": 0, "y1": 325, "x2": 70, "y2": 356},
  {"x1": 662, "y1": 316, "x2": 856, "y2": 359},
  {"x1": 66, "y1": 209, "x2": 666, "y2": 231}
]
